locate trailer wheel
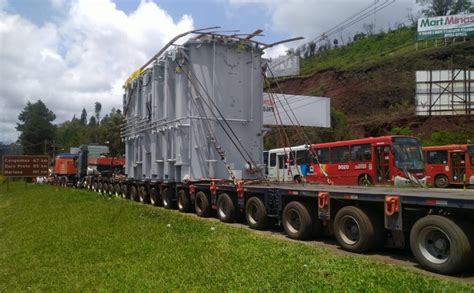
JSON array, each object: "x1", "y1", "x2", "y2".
[
  {"x1": 410, "y1": 215, "x2": 474, "y2": 275},
  {"x1": 138, "y1": 186, "x2": 144, "y2": 203},
  {"x1": 177, "y1": 189, "x2": 191, "y2": 213},
  {"x1": 104, "y1": 182, "x2": 110, "y2": 195},
  {"x1": 245, "y1": 197, "x2": 269, "y2": 230},
  {"x1": 114, "y1": 183, "x2": 121, "y2": 196},
  {"x1": 121, "y1": 184, "x2": 129, "y2": 199},
  {"x1": 150, "y1": 187, "x2": 160, "y2": 206},
  {"x1": 108, "y1": 183, "x2": 115, "y2": 195},
  {"x1": 161, "y1": 188, "x2": 175, "y2": 209},
  {"x1": 130, "y1": 185, "x2": 138, "y2": 201},
  {"x1": 217, "y1": 193, "x2": 237, "y2": 223},
  {"x1": 434, "y1": 175, "x2": 449, "y2": 188},
  {"x1": 139, "y1": 186, "x2": 150, "y2": 204},
  {"x1": 334, "y1": 206, "x2": 385, "y2": 253},
  {"x1": 282, "y1": 201, "x2": 319, "y2": 240},
  {"x1": 195, "y1": 191, "x2": 211, "y2": 217}
]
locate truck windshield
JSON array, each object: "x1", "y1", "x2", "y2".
[
  {"x1": 468, "y1": 145, "x2": 474, "y2": 170},
  {"x1": 392, "y1": 137, "x2": 424, "y2": 171}
]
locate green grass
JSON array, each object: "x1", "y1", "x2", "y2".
[
  {"x1": 298, "y1": 26, "x2": 473, "y2": 76},
  {"x1": 1, "y1": 183, "x2": 472, "y2": 291}
]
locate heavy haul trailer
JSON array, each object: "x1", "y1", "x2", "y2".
[
  {"x1": 74, "y1": 145, "x2": 125, "y2": 192},
  {"x1": 113, "y1": 29, "x2": 474, "y2": 276}
]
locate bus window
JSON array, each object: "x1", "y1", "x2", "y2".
[
  {"x1": 315, "y1": 148, "x2": 329, "y2": 163},
  {"x1": 351, "y1": 144, "x2": 371, "y2": 162},
  {"x1": 278, "y1": 154, "x2": 285, "y2": 169},
  {"x1": 269, "y1": 153, "x2": 276, "y2": 167},
  {"x1": 426, "y1": 150, "x2": 448, "y2": 164},
  {"x1": 331, "y1": 146, "x2": 350, "y2": 163},
  {"x1": 296, "y1": 150, "x2": 310, "y2": 165}
]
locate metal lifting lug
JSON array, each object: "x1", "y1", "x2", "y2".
[
  {"x1": 385, "y1": 195, "x2": 400, "y2": 216},
  {"x1": 189, "y1": 184, "x2": 196, "y2": 195},
  {"x1": 236, "y1": 180, "x2": 244, "y2": 198},
  {"x1": 317, "y1": 192, "x2": 329, "y2": 209},
  {"x1": 210, "y1": 181, "x2": 217, "y2": 196}
]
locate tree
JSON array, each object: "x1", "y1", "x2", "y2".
[
  {"x1": 418, "y1": 0, "x2": 472, "y2": 16},
  {"x1": 80, "y1": 108, "x2": 87, "y2": 125},
  {"x1": 94, "y1": 102, "x2": 102, "y2": 125},
  {"x1": 353, "y1": 32, "x2": 367, "y2": 42},
  {"x1": 99, "y1": 108, "x2": 124, "y2": 156},
  {"x1": 16, "y1": 100, "x2": 56, "y2": 155}
]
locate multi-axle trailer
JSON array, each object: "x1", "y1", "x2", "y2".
[{"x1": 85, "y1": 178, "x2": 474, "y2": 275}]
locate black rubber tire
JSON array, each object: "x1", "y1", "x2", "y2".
[
  {"x1": 150, "y1": 187, "x2": 160, "y2": 206},
  {"x1": 282, "y1": 201, "x2": 319, "y2": 240},
  {"x1": 334, "y1": 206, "x2": 385, "y2": 253},
  {"x1": 121, "y1": 184, "x2": 129, "y2": 199},
  {"x1": 97, "y1": 182, "x2": 103, "y2": 193},
  {"x1": 177, "y1": 189, "x2": 192, "y2": 213},
  {"x1": 139, "y1": 186, "x2": 150, "y2": 204},
  {"x1": 195, "y1": 191, "x2": 211, "y2": 217},
  {"x1": 130, "y1": 185, "x2": 138, "y2": 201},
  {"x1": 161, "y1": 188, "x2": 175, "y2": 209},
  {"x1": 245, "y1": 197, "x2": 269, "y2": 230},
  {"x1": 108, "y1": 183, "x2": 115, "y2": 195},
  {"x1": 435, "y1": 175, "x2": 449, "y2": 188},
  {"x1": 114, "y1": 183, "x2": 121, "y2": 196},
  {"x1": 410, "y1": 215, "x2": 474, "y2": 275},
  {"x1": 217, "y1": 193, "x2": 237, "y2": 223},
  {"x1": 358, "y1": 175, "x2": 372, "y2": 186}
]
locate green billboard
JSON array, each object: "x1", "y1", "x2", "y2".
[{"x1": 417, "y1": 14, "x2": 474, "y2": 41}]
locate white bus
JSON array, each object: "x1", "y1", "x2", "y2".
[{"x1": 267, "y1": 145, "x2": 311, "y2": 182}]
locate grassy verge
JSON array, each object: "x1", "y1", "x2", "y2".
[{"x1": 0, "y1": 183, "x2": 472, "y2": 291}]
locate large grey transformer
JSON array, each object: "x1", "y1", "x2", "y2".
[{"x1": 121, "y1": 35, "x2": 264, "y2": 182}]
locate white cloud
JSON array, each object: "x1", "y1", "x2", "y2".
[
  {"x1": 0, "y1": 0, "x2": 193, "y2": 143},
  {"x1": 263, "y1": 43, "x2": 289, "y2": 58}
]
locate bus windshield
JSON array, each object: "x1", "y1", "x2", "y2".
[
  {"x1": 468, "y1": 145, "x2": 474, "y2": 170},
  {"x1": 392, "y1": 137, "x2": 424, "y2": 171}
]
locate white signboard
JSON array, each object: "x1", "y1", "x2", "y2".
[
  {"x1": 265, "y1": 55, "x2": 300, "y2": 78},
  {"x1": 415, "y1": 69, "x2": 474, "y2": 116},
  {"x1": 263, "y1": 93, "x2": 330, "y2": 127},
  {"x1": 417, "y1": 14, "x2": 474, "y2": 40}
]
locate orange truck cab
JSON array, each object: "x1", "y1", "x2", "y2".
[
  {"x1": 53, "y1": 154, "x2": 77, "y2": 175},
  {"x1": 52, "y1": 153, "x2": 78, "y2": 186}
]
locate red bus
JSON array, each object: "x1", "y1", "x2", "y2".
[
  {"x1": 423, "y1": 144, "x2": 474, "y2": 188},
  {"x1": 305, "y1": 136, "x2": 426, "y2": 186}
]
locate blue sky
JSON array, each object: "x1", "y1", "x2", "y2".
[
  {"x1": 5, "y1": 0, "x2": 284, "y2": 42},
  {"x1": 0, "y1": 0, "x2": 419, "y2": 143}
]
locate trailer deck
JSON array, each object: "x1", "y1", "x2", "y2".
[{"x1": 244, "y1": 183, "x2": 474, "y2": 202}]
